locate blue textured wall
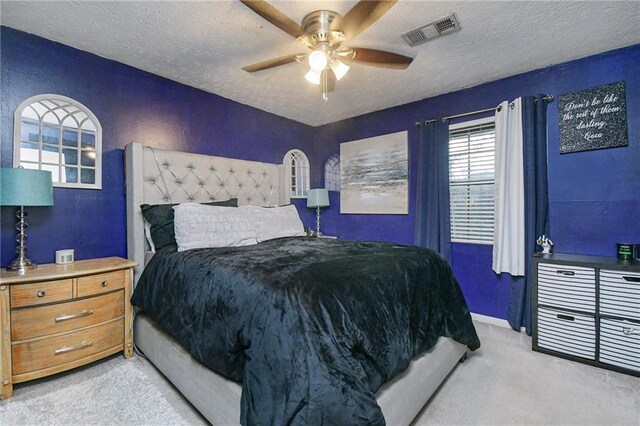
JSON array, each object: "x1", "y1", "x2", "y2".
[
  {"x1": 2, "y1": 26, "x2": 638, "y2": 321},
  {"x1": 312, "y1": 44, "x2": 640, "y2": 320},
  {"x1": 0, "y1": 27, "x2": 315, "y2": 266}
]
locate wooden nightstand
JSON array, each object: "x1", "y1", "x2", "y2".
[{"x1": 0, "y1": 257, "x2": 137, "y2": 399}]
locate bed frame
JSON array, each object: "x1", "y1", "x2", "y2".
[{"x1": 125, "y1": 142, "x2": 467, "y2": 425}]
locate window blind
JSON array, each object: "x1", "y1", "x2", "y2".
[{"x1": 449, "y1": 121, "x2": 495, "y2": 243}]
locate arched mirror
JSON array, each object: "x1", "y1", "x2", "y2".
[
  {"x1": 14, "y1": 94, "x2": 102, "y2": 189},
  {"x1": 324, "y1": 154, "x2": 340, "y2": 192},
  {"x1": 283, "y1": 149, "x2": 310, "y2": 198}
]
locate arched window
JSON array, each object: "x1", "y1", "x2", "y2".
[
  {"x1": 324, "y1": 154, "x2": 340, "y2": 192},
  {"x1": 14, "y1": 94, "x2": 102, "y2": 189},
  {"x1": 283, "y1": 149, "x2": 309, "y2": 198}
]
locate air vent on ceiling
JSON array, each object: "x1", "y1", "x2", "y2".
[{"x1": 402, "y1": 13, "x2": 461, "y2": 47}]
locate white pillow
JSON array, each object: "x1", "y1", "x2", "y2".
[
  {"x1": 242, "y1": 205, "x2": 306, "y2": 242},
  {"x1": 173, "y1": 203, "x2": 257, "y2": 251},
  {"x1": 143, "y1": 220, "x2": 156, "y2": 252}
]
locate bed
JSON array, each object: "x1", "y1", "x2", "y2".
[{"x1": 125, "y1": 142, "x2": 480, "y2": 425}]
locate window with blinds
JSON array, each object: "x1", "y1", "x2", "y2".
[{"x1": 449, "y1": 117, "x2": 495, "y2": 243}]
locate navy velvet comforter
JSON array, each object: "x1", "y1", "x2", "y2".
[{"x1": 131, "y1": 237, "x2": 480, "y2": 425}]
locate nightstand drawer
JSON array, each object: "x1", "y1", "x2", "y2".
[
  {"x1": 599, "y1": 318, "x2": 640, "y2": 373},
  {"x1": 77, "y1": 270, "x2": 125, "y2": 297},
  {"x1": 11, "y1": 291, "x2": 124, "y2": 341},
  {"x1": 537, "y1": 263, "x2": 595, "y2": 312},
  {"x1": 10, "y1": 279, "x2": 73, "y2": 308},
  {"x1": 600, "y1": 270, "x2": 640, "y2": 321},
  {"x1": 12, "y1": 319, "x2": 124, "y2": 375},
  {"x1": 537, "y1": 307, "x2": 596, "y2": 360}
]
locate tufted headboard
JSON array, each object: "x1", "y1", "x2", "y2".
[{"x1": 125, "y1": 142, "x2": 286, "y2": 284}]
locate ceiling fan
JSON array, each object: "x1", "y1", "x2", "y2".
[{"x1": 240, "y1": 0, "x2": 413, "y2": 101}]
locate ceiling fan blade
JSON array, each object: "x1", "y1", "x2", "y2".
[
  {"x1": 240, "y1": 0, "x2": 304, "y2": 39},
  {"x1": 339, "y1": 0, "x2": 398, "y2": 40},
  {"x1": 321, "y1": 68, "x2": 337, "y2": 93},
  {"x1": 341, "y1": 47, "x2": 413, "y2": 70},
  {"x1": 242, "y1": 53, "x2": 305, "y2": 72}
]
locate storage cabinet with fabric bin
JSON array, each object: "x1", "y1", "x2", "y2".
[{"x1": 532, "y1": 253, "x2": 640, "y2": 377}]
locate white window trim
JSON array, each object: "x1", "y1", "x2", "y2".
[
  {"x1": 283, "y1": 149, "x2": 309, "y2": 199},
  {"x1": 449, "y1": 115, "x2": 496, "y2": 245},
  {"x1": 13, "y1": 94, "x2": 103, "y2": 189}
]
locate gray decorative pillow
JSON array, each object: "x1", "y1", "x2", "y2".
[{"x1": 141, "y1": 198, "x2": 238, "y2": 250}]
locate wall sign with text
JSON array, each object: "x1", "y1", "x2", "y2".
[{"x1": 557, "y1": 81, "x2": 628, "y2": 154}]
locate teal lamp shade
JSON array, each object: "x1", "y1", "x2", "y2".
[
  {"x1": 307, "y1": 188, "x2": 329, "y2": 208},
  {"x1": 0, "y1": 168, "x2": 54, "y2": 206}
]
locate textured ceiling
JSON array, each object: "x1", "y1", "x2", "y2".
[{"x1": 2, "y1": 1, "x2": 640, "y2": 127}]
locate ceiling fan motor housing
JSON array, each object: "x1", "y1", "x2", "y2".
[{"x1": 301, "y1": 10, "x2": 345, "y2": 47}]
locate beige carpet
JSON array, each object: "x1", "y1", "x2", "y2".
[
  {"x1": 0, "y1": 357, "x2": 193, "y2": 425},
  {"x1": 1, "y1": 321, "x2": 638, "y2": 425},
  {"x1": 414, "y1": 322, "x2": 640, "y2": 425}
]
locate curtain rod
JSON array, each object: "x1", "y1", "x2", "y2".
[{"x1": 414, "y1": 95, "x2": 554, "y2": 127}]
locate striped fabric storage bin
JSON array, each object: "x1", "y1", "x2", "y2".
[
  {"x1": 537, "y1": 307, "x2": 596, "y2": 360},
  {"x1": 599, "y1": 318, "x2": 640, "y2": 373},
  {"x1": 537, "y1": 263, "x2": 595, "y2": 312},
  {"x1": 599, "y1": 269, "x2": 640, "y2": 321}
]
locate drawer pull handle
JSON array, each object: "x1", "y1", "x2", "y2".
[
  {"x1": 622, "y1": 327, "x2": 640, "y2": 335},
  {"x1": 101, "y1": 280, "x2": 109, "y2": 287},
  {"x1": 54, "y1": 340, "x2": 93, "y2": 355},
  {"x1": 36, "y1": 290, "x2": 46, "y2": 298},
  {"x1": 55, "y1": 310, "x2": 95, "y2": 323},
  {"x1": 556, "y1": 270, "x2": 575, "y2": 276},
  {"x1": 557, "y1": 314, "x2": 575, "y2": 321},
  {"x1": 622, "y1": 276, "x2": 640, "y2": 283}
]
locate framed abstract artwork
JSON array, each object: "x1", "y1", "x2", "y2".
[{"x1": 340, "y1": 131, "x2": 408, "y2": 214}]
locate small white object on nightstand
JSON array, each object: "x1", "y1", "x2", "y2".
[{"x1": 55, "y1": 249, "x2": 75, "y2": 264}]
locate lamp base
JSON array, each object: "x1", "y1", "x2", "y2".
[
  {"x1": 6, "y1": 258, "x2": 37, "y2": 271},
  {"x1": 315, "y1": 206, "x2": 322, "y2": 236},
  {"x1": 6, "y1": 206, "x2": 38, "y2": 271}
]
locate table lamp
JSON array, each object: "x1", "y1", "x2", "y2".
[
  {"x1": 306, "y1": 188, "x2": 329, "y2": 236},
  {"x1": 0, "y1": 168, "x2": 54, "y2": 271}
]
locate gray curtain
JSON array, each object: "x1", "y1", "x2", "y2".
[{"x1": 415, "y1": 119, "x2": 452, "y2": 264}]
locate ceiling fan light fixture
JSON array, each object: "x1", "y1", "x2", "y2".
[
  {"x1": 308, "y1": 50, "x2": 328, "y2": 72},
  {"x1": 305, "y1": 69, "x2": 321, "y2": 85},
  {"x1": 331, "y1": 59, "x2": 350, "y2": 81},
  {"x1": 241, "y1": 1, "x2": 411, "y2": 103}
]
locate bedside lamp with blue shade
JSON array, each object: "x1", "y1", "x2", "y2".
[
  {"x1": 0, "y1": 168, "x2": 54, "y2": 271},
  {"x1": 306, "y1": 188, "x2": 330, "y2": 236}
]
